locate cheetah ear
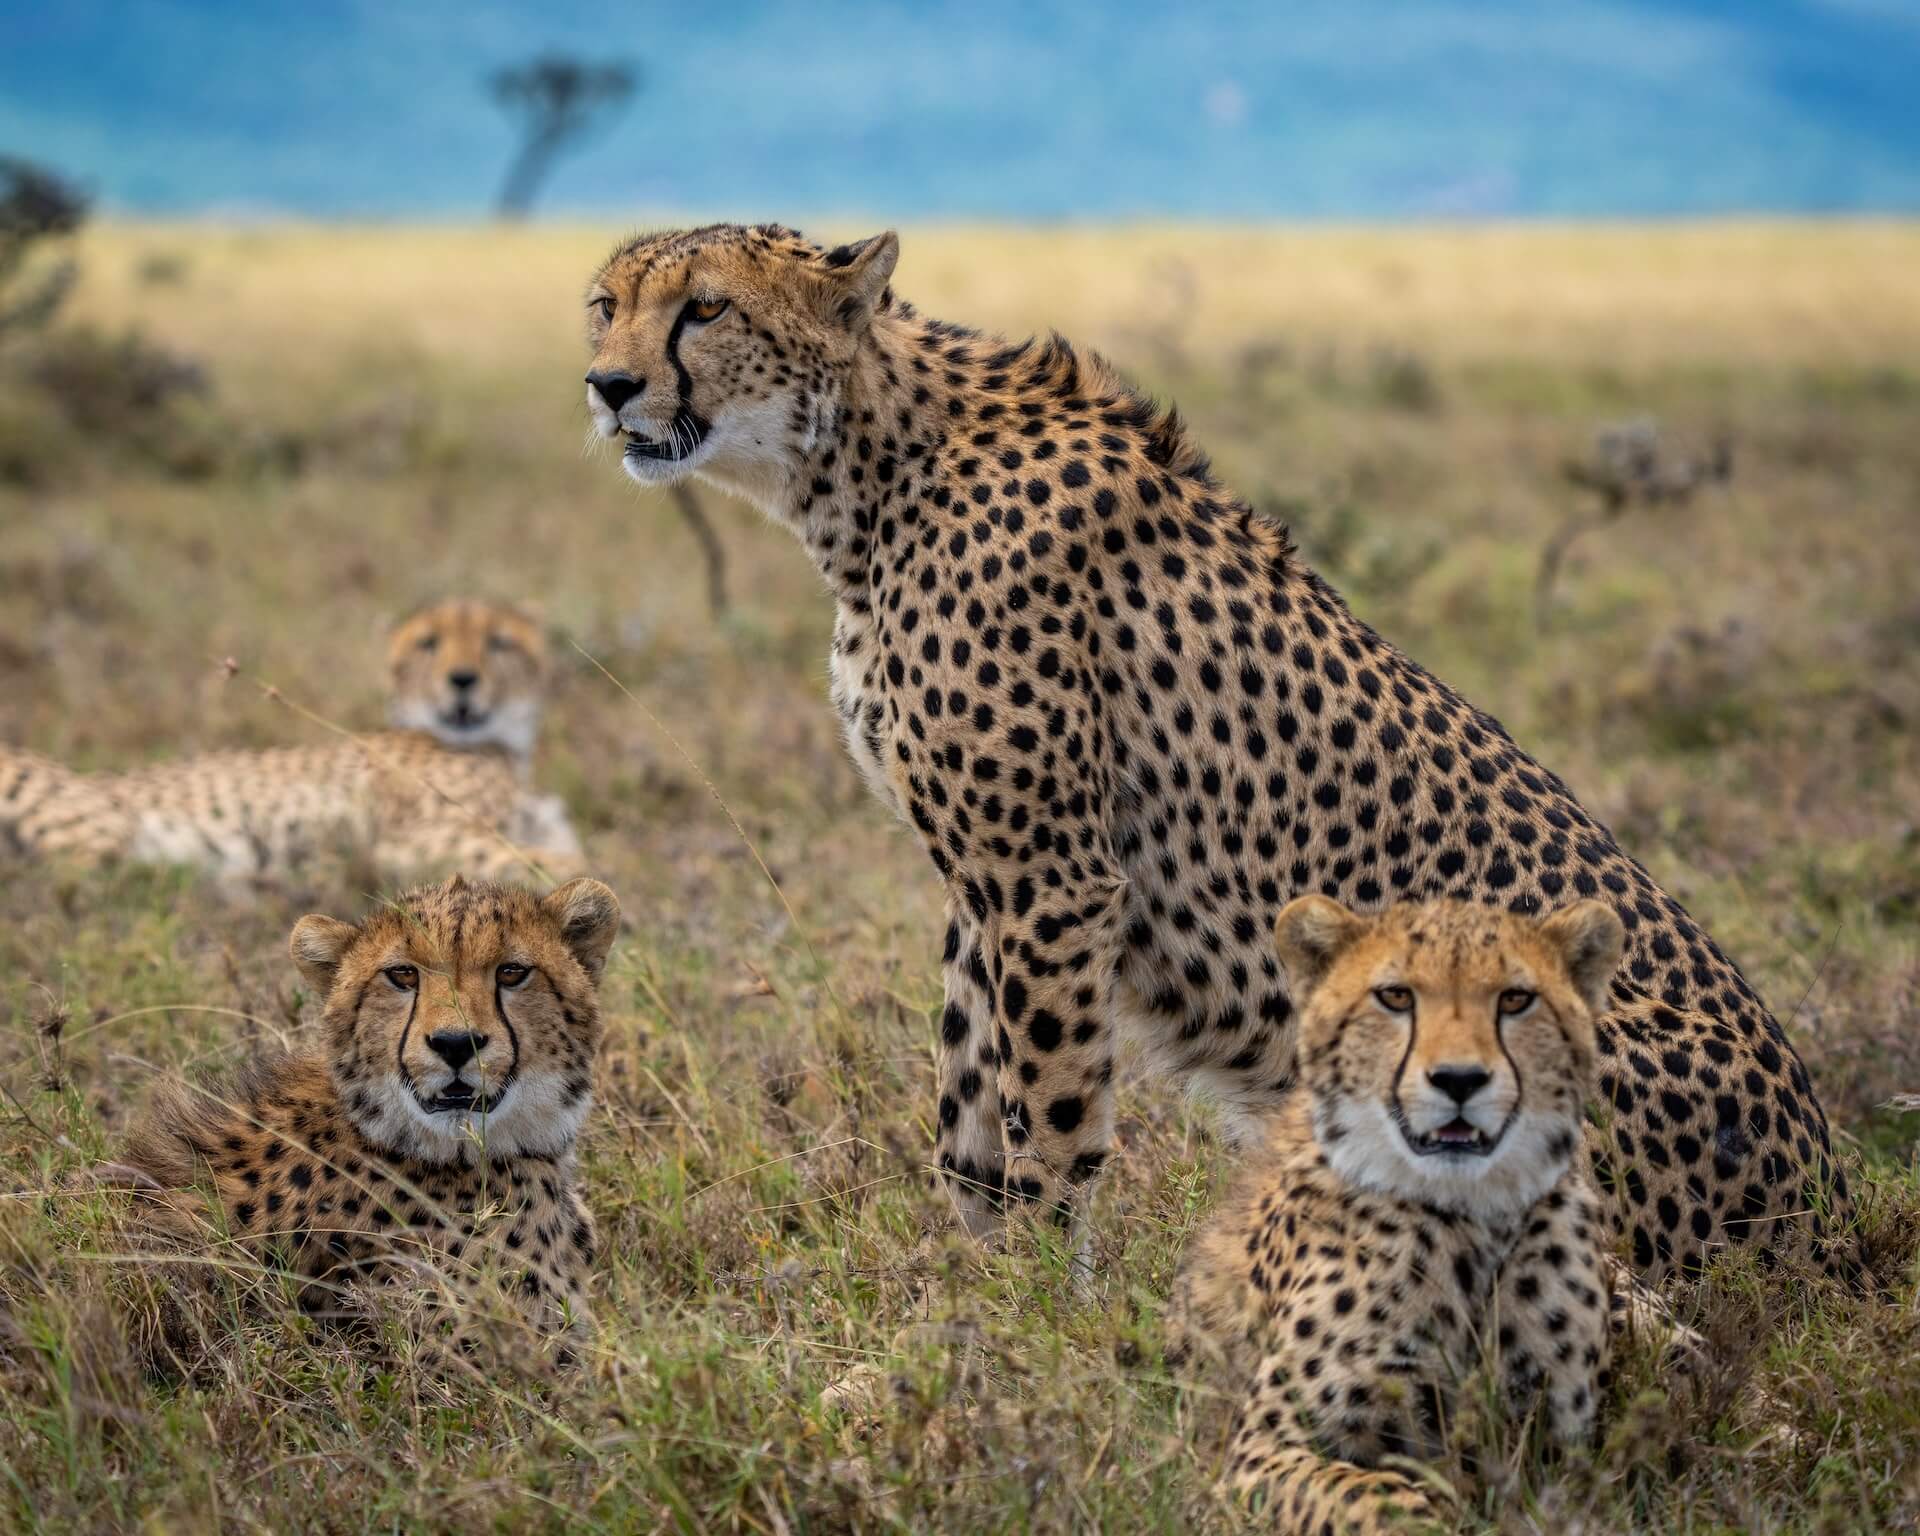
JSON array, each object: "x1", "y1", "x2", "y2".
[
  {"x1": 818, "y1": 231, "x2": 899, "y2": 331},
  {"x1": 1540, "y1": 900, "x2": 1626, "y2": 1014},
  {"x1": 1273, "y1": 895, "x2": 1366, "y2": 997},
  {"x1": 542, "y1": 877, "x2": 622, "y2": 982},
  {"x1": 289, "y1": 915, "x2": 358, "y2": 997}
]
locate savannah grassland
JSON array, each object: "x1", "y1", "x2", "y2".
[{"x1": 2, "y1": 221, "x2": 1919, "y2": 1534}]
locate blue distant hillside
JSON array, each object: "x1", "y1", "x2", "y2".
[{"x1": 4, "y1": 0, "x2": 1917, "y2": 218}]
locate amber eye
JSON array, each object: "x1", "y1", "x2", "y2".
[
  {"x1": 496, "y1": 963, "x2": 532, "y2": 987},
  {"x1": 1374, "y1": 985, "x2": 1414, "y2": 1013},
  {"x1": 1498, "y1": 989, "x2": 1536, "y2": 1016},
  {"x1": 486, "y1": 632, "x2": 515, "y2": 653},
  {"x1": 688, "y1": 297, "x2": 729, "y2": 323},
  {"x1": 591, "y1": 296, "x2": 614, "y2": 323},
  {"x1": 384, "y1": 965, "x2": 419, "y2": 990},
  {"x1": 415, "y1": 633, "x2": 438, "y2": 653}
]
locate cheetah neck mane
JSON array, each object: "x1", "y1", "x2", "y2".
[{"x1": 717, "y1": 304, "x2": 1296, "y2": 604}]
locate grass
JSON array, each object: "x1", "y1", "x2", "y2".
[{"x1": 1, "y1": 220, "x2": 1918, "y2": 1533}]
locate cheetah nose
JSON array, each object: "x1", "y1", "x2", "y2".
[
  {"x1": 447, "y1": 670, "x2": 479, "y2": 692},
  {"x1": 586, "y1": 370, "x2": 644, "y2": 413},
  {"x1": 1428, "y1": 1064, "x2": 1493, "y2": 1105},
  {"x1": 426, "y1": 1030, "x2": 487, "y2": 1071}
]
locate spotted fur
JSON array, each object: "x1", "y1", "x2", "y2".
[
  {"x1": 1168, "y1": 897, "x2": 1658, "y2": 1530},
  {"x1": 112, "y1": 874, "x2": 620, "y2": 1352},
  {"x1": 0, "y1": 598, "x2": 580, "y2": 882},
  {"x1": 581, "y1": 223, "x2": 1853, "y2": 1284}
]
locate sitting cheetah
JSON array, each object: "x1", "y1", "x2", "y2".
[
  {"x1": 1169, "y1": 896, "x2": 1644, "y2": 1530},
  {"x1": 109, "y1": 873, "x2": 620, "y2": 1354},
  {"x1": 0, "y1": 597, "x2": 581, "y2": 883},
  {"x1": 580, "y1": 224, "x2": 1853, "y2": 1284}
]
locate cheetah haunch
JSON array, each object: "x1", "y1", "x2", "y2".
[
  {"x1": 0, "y1": 598, "x2": 580, "y2": 883},
  {"x1": 581, "y1": 224, "x2": 1853, "y2": 1284},
  {"x1": 1169, "y1": 896, "x2": 1635, "y2": 1530},
  {"x1": 112, "y1": 873, "x2": 620, "y2": 1359}
]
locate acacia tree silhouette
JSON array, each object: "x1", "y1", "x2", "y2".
[
  {"x1": 0, "y1": 156, "x2": 87, "y2": 338},
  {"x1": 490, "y1": 56, "x2": 635, "y2": 219}
]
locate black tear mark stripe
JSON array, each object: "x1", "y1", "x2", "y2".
[
  {"x1": 1479, "y1": 933, "x2": 1524, "y2": 1114},
  {"x1": 1499, "y1": 1015, "x2": 1524, "y2": 1129},
  {"x1": 1390, "y1": 997, "x2": 1419, "y2": 1105},
  {"x1": 491, "y1": 989, "x2": 524, "y2": 1097},
  {"x1": 662, "y1": 303, "x2": 714, "y2": 443},
  {"x1": 394, "y1": 988, "x2": 420, "y2": 1094}
]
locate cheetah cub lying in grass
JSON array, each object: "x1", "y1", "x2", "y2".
[
  {"x1": 1170, "y1": 895, "x2": 1692, "y2": 1532},
  {"x1": 0, "y1": 598, "x2": 580, "y2": 883},
  {"x1": 110, "y1": 873, "x2": 619, "y2": 1363}
]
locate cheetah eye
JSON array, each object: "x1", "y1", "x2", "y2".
[
  {"x1": 486, "y1": 632, "x2": 515, "y2": 653},
  {"x1": 590, "y1": 296, "x2": 614, "y2": 323},
  {"x1": 496, "y1": 963, "x2": 532, "y2": 988},
  {"x1": 415, "y1": 634, "x2": 438, "y2": 653},
  {"x1": 383, "y1": 965, "x2": 419, "y2": 990},
  {"x1": 687, "y1": 297, "x2": 729, "y2": 324},
  {"x1": 1374, "y1": 986, "x2": 1414, "y2": 1013},
  {"x1": 1498, "y1": 989, "x2": 1536, "y2": 1016}
]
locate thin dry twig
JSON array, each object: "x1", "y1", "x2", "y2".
[{"x1": 671, "y1": 482, "x2": 731, "y2": 619}]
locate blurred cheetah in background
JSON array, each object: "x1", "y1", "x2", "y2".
[{"x1": 0, "y1": 598, "x2": 580, "y2": 883}]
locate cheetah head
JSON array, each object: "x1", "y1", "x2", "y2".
[
  {"x1": 1274, "y1": 895, "x2": 1624, "y2": 1222},
  {"x1": 289, "y1": 874, "x2": 620, "y2": 1163},
  {"x1": 385, "y1": 598, "x2": 549, "y2": 759},
  {"x1": 583, "y1": 223, "x2": 898, "y2": 514}
]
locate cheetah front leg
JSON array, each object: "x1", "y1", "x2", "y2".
[
  {"x1": 935, "y1": 902, "x2": 1009, "y2": 1238},
  {"x1": 1496, "y1": 1181, "x2": 1615, "y2": 1443},
  {"x1": 1230, "y1": 1447, "x2": 1441, "y2": 1535},
  {"x1": 978, "y1": 873, "x2": 1125, "y2": 1235},
  {"x1": 1601, "y1": 1253, "x2": 1708, "y2": 1369},
  {"x1": 1224, "y1": 1356, "x2": 1443, "y2": 1533}
]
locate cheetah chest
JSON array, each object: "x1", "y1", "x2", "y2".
[
  {"x1": 267, "y1": 1151, "x2": 593, "y2": 1330},
  {"x1": 828, "y1": 606, "x2": 908, "y2": 820}
]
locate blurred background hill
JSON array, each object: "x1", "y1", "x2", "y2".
[{"x1": 6, "y1": 0, "x2": 1920, "y2": 218}]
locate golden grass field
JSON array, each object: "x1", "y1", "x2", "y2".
[{"x1": 1, "y1": 220, "x2": 1918, "y2": 1533}]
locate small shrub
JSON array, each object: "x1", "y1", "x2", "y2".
[
  {"x1": 1366, "y1": 342, "x2": 1442, "y2": 412},
  {"x1": 0, "y1": 156, "x2": 86, "y2": 340},
  {"x1": 134, "y1": 251, "x2": 191, "y2": 287}
]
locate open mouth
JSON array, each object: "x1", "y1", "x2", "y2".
[
  {"x1": 623, "y1": 407, "x2": 711, "y2": 463},
  {"x1": 1405, "y1": 1116, "x2": 1502, "y2": 1158},
  {"x1": 439, "y1": 705, "x2": 491, "y2": 732},
  {"x1": 416, "y1": 1080, "x2": 507, "y2": 1116}
]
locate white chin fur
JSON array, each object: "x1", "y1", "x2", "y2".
[
  {"x1": 1315, "y1": 1096, "x2": 1571, "y2": 1225},
  {"x1": 350, "y1": 1072, "x2": 590, "y2": 1163},
  {"x1": 617, "y1": 399, "x2": 800, "y2": 519},
  {"x1": 389, "y1": 696, "x2": 540, "y2": 759}
]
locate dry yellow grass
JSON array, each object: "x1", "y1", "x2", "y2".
[
  {"x1": 77, "y1": 220, "x2": 1920, "y2": 386},
  {"x1": 0, "y1": 220, "x2": 1916, "y2": 1533}
]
